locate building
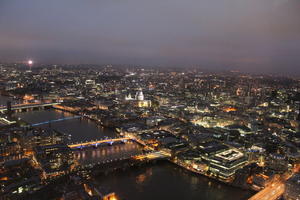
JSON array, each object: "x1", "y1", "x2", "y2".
[
  {"x1": 284, "y1": 173, "x2": 300, "y2": 200},
  {"x1": 124, "y1": 88, "x2": 151, "y2": 108},
  {"x1": 35, "y1": 144, "x2": 74, "y2": 178},
  {"x1": 135, "y1": 89, "x2": 144, "y2": 101},
  {"x1": 198, "y1": 141, "x2": 248, "y2": 182},
  {"x1": 208, "y1": 148, "x2": 248, "y2": 181},
  {"x1": 85, "y1": 79, "x2": 95, "y2": 86}
]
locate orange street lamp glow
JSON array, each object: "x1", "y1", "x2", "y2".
[{"x1": 224, "y1": 107, "x2": 237, "y2": 112}]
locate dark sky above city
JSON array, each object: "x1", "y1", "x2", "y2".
[{"x1": 0, "y1": 0, "x2": 300, "y2": 74}]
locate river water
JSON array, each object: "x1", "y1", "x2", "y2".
[
  {"x1": 5, "y1": 96, "x2": 254, "y2": 200},
  {"x1": 96, "y1": 162, "x2": 253, "y2": 200},
  {"x1": 15, "y1": 109, "x2": 116, "y2": 143}
]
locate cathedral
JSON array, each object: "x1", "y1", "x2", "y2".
[{"x1": 125, "y1": 88, "x2": 151, "y2": 108}]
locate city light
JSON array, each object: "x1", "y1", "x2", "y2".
[
  {"x1": 1, "y1": 64, "x2": 300, "y2": 199},
  {"x1": 1, "y1": 0, "x2": 300, "y2": 198}
]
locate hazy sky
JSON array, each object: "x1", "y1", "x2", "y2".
[{"x1": 0, "y1": 0, "x2": 300, "y2": 74}]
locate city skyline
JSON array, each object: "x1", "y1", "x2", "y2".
[
  {"x1": 1, "y1": 0, "x2": 300, "y2": 199},
  {"x1": 1, "y1": 0, "x2": 300, "y2": 75},
  {"x1": 0, "y1": 63, "x2": 300, "y2": 200}
]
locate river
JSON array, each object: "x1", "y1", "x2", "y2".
[
  {"x1": 3, "y1": 96, "x2": 254, "y2": 200},
  {"x1": 96, "y1": 162, "x2": 253, "y2": 200},
  {"x1": 15, "y1": 109, "x2": 116, "y2": 143}
]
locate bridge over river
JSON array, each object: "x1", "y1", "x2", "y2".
[
  {"x1": 71, "y1": 137, "x2": 170, "y2": 169},
  {"x1": 31, "y1": 115, "x2": 81, "y2": 127},
  {"x1": 0, "y1": 102, "x2": 60, "y2": 113}
]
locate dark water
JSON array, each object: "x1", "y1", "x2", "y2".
[
  {"x1": 74, "y1": 141, "x2": 143, "y2": 165},
  {"x1": 97, "y1": 162, "x2": 254, "y2": 200},
  {"x1": 15, "y1": 109, "x2": 116, "y2": 143},
  {"x1": 4, "y1": 100, "x2": 254, "y2": 200}
]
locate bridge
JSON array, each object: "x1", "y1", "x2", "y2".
[
  {"x1": 68, "y1": 137, "x2": 132, "y2": 148},
  {"x1": 81, "y1": 151, "x2": 170, "y2": 166},
  {"x1": 0, "y1": 102, "x2": 60, "y2": 113},
  {"x1": 133, "y1": 151, "x2": 171, "y2": 161},
  {"x1": 70, "y1": 137, "x2": 172, "y2": 174},
  {"x1": 74, "y1": 150, "x2": 170, "y2": 170},
  {"x1": 31, "y1": 116, "x2": 81, "y2": 127},
  {"x1": 248, "y1": 182, "x2": 285, "y2": 200},
  {"x1": 248, "y1": 171, "x2": 295, "y2": 200},
  {"x1": 75, "y1": 154, "x2": 166, "y2": 171}
]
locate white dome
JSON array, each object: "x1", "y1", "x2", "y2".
[{"x1": 135, "y1": 89, "x2": 144, "y2": 101}]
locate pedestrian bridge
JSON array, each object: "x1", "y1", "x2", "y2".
[{"x1": 31, "y1": 115, "x2": 81, "y2": 127}]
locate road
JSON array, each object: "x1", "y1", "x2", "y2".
[{"x1": 248, "y1": 181, "x2": 285, "y2": 200}]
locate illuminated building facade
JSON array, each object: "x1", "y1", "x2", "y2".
[
  {"x1": 124, "y1": 88, "x2": 151, "y2": 108},
  {"x1": 198, "y1": 141, "x2": 248, "y2": 181},
  {"x1": 208, "y1": 149, "x2": 248, "y2": 181}
]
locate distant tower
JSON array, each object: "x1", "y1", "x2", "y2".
[
  {"x1": 135, "y1": 88, "x2": 144, "y2": 101},
  {"x1": 247, "y1": 84, "x2": 252, "y2": 97}
]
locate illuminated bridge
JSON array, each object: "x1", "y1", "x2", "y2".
[
  {"x1": 133, "y1": 151, "x2": 171, "y2": 161},
  {"x1": 0, "y1": 102, "x2": 60, "y2": 113},
  {"x1": 248, "y1": 182, "x2": 284, "y2": 200},
  {"x1": 248, "y1": 171, "x2": 295, "y2": 200},
  {"x1": 71, "y1": 138, "x2": 171, "y2": 170},
  {"x1": 77, "y1": 151, "x2": 171, "y2": 169},
  {"x1": 31, "y1": 116, "x2": 81, "y2": 127},
  {"x1": 68, "y1": 137, "x2": 133, "y2": 149}
]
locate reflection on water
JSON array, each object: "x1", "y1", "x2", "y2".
[
  {"x1": 136, "y1": 168, "x2": 152, "y2": 185},
  {"x1": 136, "y1": 174, "x2": 146, "y2": 184},
  {"x1": 74, "y1": 142, "x2": 143, "y2": 165},
  {"x1": 96, "y1": 162, "x2": 254, "y2": 200},
  {"x1": 2, "y1": 96, "x2": 255, "y2": 200},
  {"x1": 14, "y1": 109, "x2": 116, "y2": 143}
]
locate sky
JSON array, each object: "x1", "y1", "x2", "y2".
[{"x1": 0, "y1": 0, "x2": 300, "y2": 74}]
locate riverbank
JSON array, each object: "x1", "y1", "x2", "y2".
[
  {"x1": 95, "y1": 161, "x2": 255, "y2": 200},
  {"x1": 8, "y1": 105, "x2": 255, "y2": 200},
  {"x1": 51, "y1": 105, "x2": 256, "y2": 194},
  {"x1": 14, "y1": 109, "x2": 116, "y2": 143}
]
